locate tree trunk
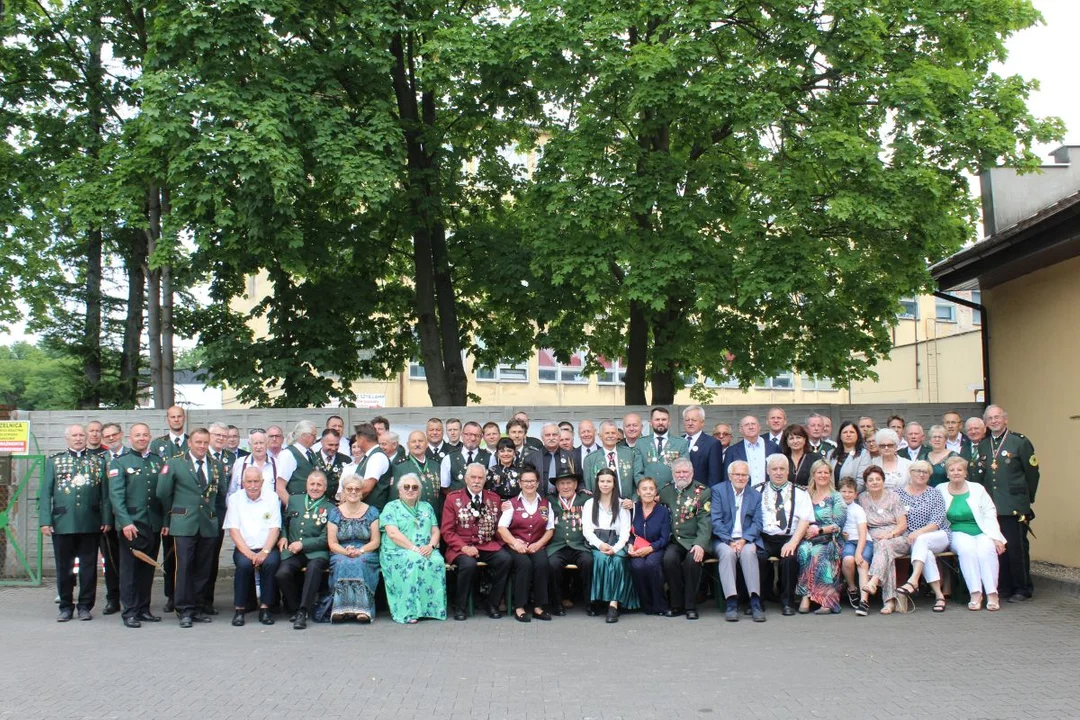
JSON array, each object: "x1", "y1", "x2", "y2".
[
  {"x1": 648, "y1": 306, "x2": 683, "y2": 405},
  {"x1": 160, "y1": 186, "x2": 175, "y2": 407},
  {"x1": 649, "y1": 368, "x2": 676, "y2": 405},
  {"x1": 119, "y1": 228, "x2": 147, "y2": 407},
  {"x1": 80, "y1": 10, "x2": 104, "y2": 410},
  {"x1": 146, "y1": 184, "x2": 164, "y2": 407},
  {"x1": 623, "y1": 300, "x2": 649, "y2": 405}
]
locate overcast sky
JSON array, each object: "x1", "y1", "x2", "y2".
[{"x1": 3, "y1": 2, "x2": 1075, "y2": 345}]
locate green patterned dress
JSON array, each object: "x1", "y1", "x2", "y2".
[
  {"x1": 796, "y1": 491, "x2": 848, "y2": 612},
  {"x1": 379, "y1": 500, "x2": 447, "y2": 623}
]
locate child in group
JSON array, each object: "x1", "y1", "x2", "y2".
[{"x1": 839, "y1": 477, "x2": 871, "y2": 609}]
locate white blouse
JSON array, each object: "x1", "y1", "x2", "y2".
[{"x1": 581, "y1": 498, "x2": 631, "y2": 553}]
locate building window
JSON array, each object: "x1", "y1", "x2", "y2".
[
  {"x1": 756, "y1": 372, "x2": 794, "y2": 390},
  {"x1": 476, "y1": 363, "x2": 529, "y2": 382},
  {"x1": 971, "y1": 291, "x2": 982, "y2": 325},
  {"x1": 935, "y1": 300, "x2": 956, "y2": 322},
  {"x1": 799, "y1": 375, "x2": 837, "y2": 391},
  {"x1": 409, "y1": 362, "x2": 426, "y2": 379},
  {"x1": 537, "y1": 349, "x2": 588, "y2": 384},
  {"x1": 704, "y1": 376, "x2": 741, "y2": 389},
  {"x1": 898, "y1": 297, "x2": 919, "y2": 319},
  {"x1": 596, "y1": 356, "x2": 626, "y2": 385}
]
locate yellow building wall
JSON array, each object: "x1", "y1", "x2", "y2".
[
  {"x1": 984, "y1": 255, "x2": 1080, "y2": 567},
  {"x1": 848, "y1": 331, "x2": 984, "y2": 404}
]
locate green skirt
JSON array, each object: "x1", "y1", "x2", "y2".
[{"x1": 590, "y1": 548, "x2": 639, "y2": 609}]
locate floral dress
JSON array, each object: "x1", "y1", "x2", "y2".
[
  {"x1": 328, "y1": 505, "x2": 380, "y2": 620},
  {"x1": 857, "y1": 490, "x2": 910, "y2": 602},
  {"x1": 796, "y1": 491, "x2": 848, "y2": 611},
  {"x1": 379, "y1": 500, "x2": 447, "y2": 623}
]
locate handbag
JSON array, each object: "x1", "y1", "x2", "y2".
[{"x1": 594, "y1": 528, "x2": 618, "y2": 546}]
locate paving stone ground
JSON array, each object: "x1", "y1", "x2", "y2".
[{"x1": 1, "y1": 578, "x2": 1078, "y2": 720}]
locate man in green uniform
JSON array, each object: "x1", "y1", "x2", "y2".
[
  {"x1": 314, "y1": 429, "x2": 350, "y2": 502},
  {"x1": 151, "y1": 404, "x2": 188, "y2": 613},
  {"x1": 441, "y1": 421, "x2": 492, "y2": 493},
  {"x1": 547, "y1": 472, "x2": 594, "y2": 615},
  {"x1": 275, "y1": 471, "x2": 331, "y2": 629},
  {"x1": 203, "y1": 421, "x2": 238, "y2": 615},
  {"x1": 39, "y1": 424, "x2": 111, "y2": 622},
  {"x1": 156, "y1": 427, "x2": 227, "y2": 628},
  {"x1": 636, "y1": 407, "x2": 689, "y2": 491},
  {"x1": 962, "y1": 416, "x2": 986, "y2": 470},
  {"x1": 974, "y1": 405, "x2": 1039, "y2": 602},
  {"x1": 392, "y1": 430, "x2": 442, "y2": 510},
  {"x1": 659, "y1": 458, "x2": 712, "y2": 619},
  {"x1": 582, "y1": 421, "x2": 644, "y2": 501},
  {"x1": 108, "y1": 422, "x2": 165, "y2": 628}
]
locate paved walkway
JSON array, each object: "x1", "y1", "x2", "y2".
[{"x1": 1, "y1": 580, "x2": 1077, "y2": 720}]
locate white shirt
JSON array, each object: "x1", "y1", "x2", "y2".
[
  {"x1": 498, "y1": 495, "x2": 556, "y2": 530},
  {"x1": 767, "y1": 432, "x2": 784, "y2": 446},
  {"x1": 275, "y1": 443, "x2": 311, "y2": 483},
  {"x1": 732, "y1": 487, "x2": 746, "y2": 540},
  {"x1": 742, "y1": 438, "x2": 767, "y2": 485},
  {"x1": 229, "y1": 454, "x2": 278, "y2": 498},
  {"x1": 343, "y1": 445, "x2": 390, "y2": 483},
  {"x1": 581, "y1": 498, "x2": 631, "y2": 553},
  {"x1": 685, "y1": 431, "x2": 701, "y2": 452},
  {"x1": 579, "y1": 443, "x2": 600, "y2": 457},
  {"x1": 223, "y1": 492, "x2": 281, "y2": 550},
  {"x1": 759, "y1": 483, "x2": 814, "y2": 536},
  {"x1": 945, "y1": 436, "x2": 963, "y2": 453},
  {"x1": 842, "y1": 502, "x2": 867, "y2": 541}
]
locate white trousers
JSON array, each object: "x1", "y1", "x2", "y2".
[
  {"x1": 950, "y1": 532, "x2": 999, "y2": 595},
  {"x1": 910, "y1": 530, "x2": 950, "y2": 582}
]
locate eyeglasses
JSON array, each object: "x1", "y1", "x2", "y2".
[
  {"x1": 717, "y1": 432, "x2": 732, "y2": 437},
  {"x1": 267, "y1": 433, "x2": 283, "y2": 438},
  {"x1": 878, "y1": 443, "x2": 896, "y2": 448},
  {"x1": 402, "y1": 485, "x2": 420, "y2": 491},
  {"x1": 911, "y1": 469, "x2": 930, "y2": 474},
  {"x1": 343, "y1": 487, "x2": 363, "y2": 493}
]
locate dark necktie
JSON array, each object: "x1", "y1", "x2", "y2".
[
  {"x1": 775, "y1": 487, "x2": 787, "y2": 532},
  {"x1": 196, "y1": 460, "x2": 207, "y2": 488},
  {"x1": 607, "y1": 451, "x2": 616, "y2": 470},
  {"x1": 656, "y1": 437, "x2": 664, "y2": 455},
  {"x1": 466, "y1": 450, "x2": 474, "y2": 465},
  {"x1": 112, "y1": 452, "x2": 120, "y2": 461},
  {"x1": 306, "y1": 448, "x2": 315, "y2": 464}
]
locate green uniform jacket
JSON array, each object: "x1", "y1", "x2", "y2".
[
  {"x1": 626, "y1": 436, "x2": 690, "y2": 490},
  {"x1": 151, "y1": 434, "x2": 189, "y2": 460},
  {"x1": 39, "y1": 450, "x2": 111, "y2": 533},
  {"x1": 284, "y1": 445, "x2": 317, "y2": 496},
  {"x1": 973, "y1": 430, "x2": 1039, "y2": 517},
  {"x1": 960, "y1": 439, "x2": 981, "y2": 477},
  {"x1": 315, "y1": 451, "x2": 351, "y2": 503},
  {"x1": 443, "y1": 448, "x2": 493, "y2": 492},
  {"x1": 391, "y1": 455, "x2": 442, "y2": 508},
  {"x1": 356, "y1": 449, "x2": 395, "y2": 510},
  {"x1": 546, "y1": 491, "x2": 590, "y2": 554},
  {"x1": 659, "y1": 481, "x2": 712, "y2": 551},
  {"x1": 210, "y1": 449, "x2": 237, "y2": 481},
  {"x1": 281, "y1": 494, "x2": 330, "y2": 561},
  {"x1": 157, "y1": 454, "x2": 227, "y2": 538},
  {"x1": 582, "y1": 445, "x2": 644, "y2": 499},
  {"x1": 108, "y1": 451, "x2": 165, "y2": 532}
]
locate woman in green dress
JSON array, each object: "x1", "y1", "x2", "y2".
[
  {"x1": 379, "y1": 473, "x2": 447, "y2": 624},
  {"x1": 925, "y1": 425, "x2": 958, "y2": 488},
  {"x1": 796, "y1": 460, "x2": 848, "y2": 614}
]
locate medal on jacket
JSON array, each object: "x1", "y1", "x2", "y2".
[{"x1": 989, "y1": 430, "x2": 1008, "y2": 471}]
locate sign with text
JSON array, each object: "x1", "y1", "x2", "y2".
[
  {"x1": 356, "y1": 393, "x2": 386, "y2": 409},
  {"x1": 0, "y1": 421, "x2": 31, "y2": 454}
]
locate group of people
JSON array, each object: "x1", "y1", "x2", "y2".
[{"x1": 38, "y1": 403, "x2": 1038, "y2": 628}]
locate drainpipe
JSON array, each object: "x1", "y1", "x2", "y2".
[{"x1": 933, "y1": 291, "x2": 990, "y2": 406}]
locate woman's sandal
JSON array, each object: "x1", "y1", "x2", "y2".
[
  {"x1": 933, "y1": 597, "x2": 947, "y2": 612},
  {"x1": 861, "y1": 579, "x2": 879, "y2": 595},
  {"x1": 896, "y1": 582, "x2": 917, "y2": 597},
  {"x1": 987, "y1": 598, "x2": 1001, "y2": 611}
]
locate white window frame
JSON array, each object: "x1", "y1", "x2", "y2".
[
  {"x1": 971, "y1": 291, "x2": 982, "y2": 325},
  {"x1": 756, "y1": 372, "x2": 795, "y2": 390},
  {"x1": 537, "y1": 349, "x2": 589, "y2": 385},
  {"x1": 799, "y1": 374, "x2": 838, "y2": 391},
  {"x1": 935, "y1": 300, "x2": 956, "y2": 323},
  {"x1": 898, "y1": 297, "x2": 919, "y2": 320},
  {"x1": 475, "y1": 363, "x2": 529, "y2": 383},
  {"x1": 408, "y1": 361, "x2": 426, "y2": 379}
]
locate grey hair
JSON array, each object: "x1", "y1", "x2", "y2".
[
  {"x1": 766, "y1": 453, "x2": 788, "y2": 470},
  {"x1": 208, "y1": 421, "x2": 229, "y2": 434},
  {"x1": 383, "y1": 431, "x2": 400, "y2": 444},
  {"x1": 465, "y1": 462, "x2": 488, "y2": 477},
  {"x1": 671, "y1": 457, "x2": 693, "y2": 472},
  {"x1": 682, "y1": 405, "x2": 705, "y2": 420},
  {"x1": 983, "y1": 404, "x2": 1007, "y2": 422},
  {"x1": 294, "y1": 420, "x2": 317, "y2": 438},
  {"x1": 874, "y1": 428, "x2": 900, "y2": 448}
]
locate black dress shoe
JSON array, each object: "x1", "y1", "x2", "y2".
[
  {"x1": 258, "y1": 609, "x2": 275, "y2": 626},
  {"x1": 553, "y1": 607, "x2": 566, "y2": 617},
  {"x1": 202, "y1": 606, "x2": 219, "y2": 616},
  {"x1": 163, "y1": 599, "x2": 175, "y2": 614},
  {"x1": 232, "y1": 611, "x2": 245, "y2": 627},
  {"x1": 514, "y1": 611, "x2": 531, "y2": 623},
  {"x1": 485, "y1": 605, "x2": 503, "y2": 620},
  {"x1": 1006, "y1": 593, "x2": 1030, "y2": 603},
  {"x1": 178, "y1": 616, "x2": 193, "y2": 629},
  {"x1": 137, "y1": 612, "x2": 162, "y2": 623},
  {"x1": 605, "y1": 606, "x2": 619, "y2": 624},
  {"x1": 293, "y1": 609, "x2": 308, "y2": 630},
  {"x1": 289, "y1": 612, "x2": 298, "y2": 623},
  {"x1": 57, "y1": 609, "x2": 73, "y2": 623},
  {"x1": 686, "y1": 609, "x2": 699, "y2": 620},
  {"x1": 192, "y1": 612, "x2": 213, "y2": 623},
  {"x1": 782, "y1": 605, "x2": 796, "y2": 617},
  {"x1": 586, "y1": 606, "x2": 599, "y2": 617},
  {"x1": 662, "y1": 609, "x2": 682, "y2": 618},
  {"x1": 533, "y1": 610, "x2": 553, "y2": 621},
  {"x1": 103, "y1": 601, "x2": 120, "y2": 616},
  {"x1": 77, "y1": 608, "x2": 92, "y2": 621},
  {"x1": 453, "y1": 610, "x2": 468, "y2": 621},
  {"x1": 123, "y1": 616, "x2": 142, "y2": 629}
]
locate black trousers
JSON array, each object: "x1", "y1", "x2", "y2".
[
  {"x1": 162, "y1": 539, "x2": 176, "y2": 600},
  {"x1": 200, "y1": 530, "x2": 226, "y2": 610},
  {"x1": 759, "y1": 534, "x2": 798, "y2": 607},
  {"x1": 662, "y1": 543, "x2": 703, "y2": 611},
  {"x1": 549, "y1": 547, "x2": 593, "y2": 605},
  {"x1": 99, "y1": 528, "x2": 121, "y2": 604},
  {"x1": 173, "y1": 535, "x2": 217, "y2": 618},
  {"x1": 233, "y1": 548, "x2": 281, "y2": 609},
  {"x1": 997, "y1": 515, "x2": 1033, "y2": 598},
  {"x1": 508, "y1": 548, "x2": 551, "y2": 609},
  {"x1": 118, "y1": 532, "x2": 160, "y2": 619},
  {"x1": 275, "y1": 554, "x2": 328, "y2": 613},
  {"x1": 53, "y1": 533, "x2": 99, "y2": 612},
  {"x1": 452, "y1": 548, "x2": 511, "y2": 612}
]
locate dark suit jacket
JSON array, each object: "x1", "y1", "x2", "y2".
[
  {"x1": 710, "y1": 481, "x2": 764, "y2": 549},
  {"x1": 685, "y1": 433, "x2": 724, "y2": 487},
  {"x1": 536, "y1": 447, "x2": 577, "y2": 491},
  {"x1": 721, "y1": 438, "x2": 782, "y2": 484},
  {"x1": 572, "y1": 445, "x2": 601, "y2": 481}
]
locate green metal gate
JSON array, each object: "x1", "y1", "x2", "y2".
[{"x1": 0, "y1": 453, "x2": 45, "y2": 586}]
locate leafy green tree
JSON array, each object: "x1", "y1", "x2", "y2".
[
  {"x1": 516, "y1": 0, "x2": 1062, "y2": 404},
  {"x1": 0, "y1": 343, "x2": 81, "y2": 410}
]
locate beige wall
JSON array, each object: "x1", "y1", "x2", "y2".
[
  {"x1": 849, "y1": 331, "x2": 984, "y2": 404},
  {"x1": 985, "y1": 255, "x2": 1080, "y2": 567}
]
